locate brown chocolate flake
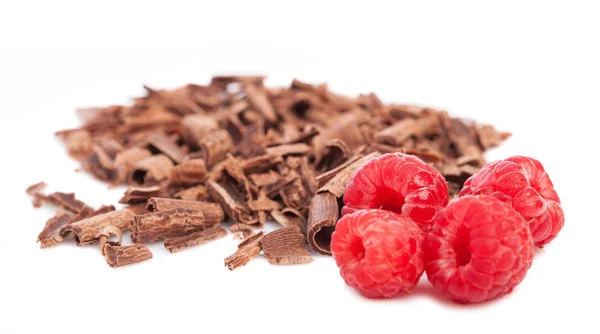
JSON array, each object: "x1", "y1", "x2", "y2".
[
  {"x1": 98, "y1": 225, "x2": 123, "y2": 255},
  {"x1": 132, "y1": 208, "x2": 207, "y2": 243},
  {"x1": 173, "y1": 185, "x2": 209, "y2": 201},
  {"x1": 247, "y1": 190, "x2": 281, "y2": 211},
  {"x1": 199, "y1": 129, "x2": 234, "y2": 167},
  {"x1": 38, "y1": 212, "x2": 74, "y2": 249},
  {"x1": 270, "y1": 208, "x2": 307, "y2": 235},
  {"x1": 244, "y1": 84, "x2": 278, "y2": 122},
  {"x1": 119, "y1": 186, "x2": 161, "y2": 204},
  {"x1": 146, "y1": 198, "x2": 224, "y2": 225},
  {"x1": 103, "y1": 244, "x2": 153, "y2": 268},
  {"x1": 130, "y1": 154, "x2": 174, "y2": 186},
  {"x1": 60, "y1": 209, "x2": 135, "y2": 246},
  {"x1": 307, "y1": 192, "x2": 339, "y2": 255},
  {"x1": 207, "y1": 180, "x2": 258, "y2": 225},
  {"x1": 261, "y1": 227, "x2": 313, "y2": 265},
  {"x1": 167, "y1": 159, "x2": 207, "y2": 187},
  {"x1": 182, "y1": 114, "x2": 220, "y2": 148},
  {"x1": 26, "y1": 181, "x2": 47, "y2": 208},
  {"x1": 114, "y1": 147, "x2": 153, "y2": 182},
  {"x1": 248, "y1": 170, "x2": 281, "y2": 187},
  {"x1": 164, "y1": 224, "x2": 227, "y2": 253},
  {"x1": 46, "y1": 192, "x2": 90, "y2": 214},
  {"x1": 318, "y1": 152, "x2": 380, "y2": 198},
  {"x1": 147, "y1": 133, "x2": 186, "y2": 164},
  {"x1": 224, "y1": 232, "x2": 264, "y2": 270},
  {"x1": 265, "y1": 143, "x2": 311, "y2": 157}
]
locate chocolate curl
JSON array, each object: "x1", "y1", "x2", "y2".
[
  {"x1": 103, "y1": 244, "x2": 153, "y2": 268},
  {"x1": 130, "y1": 154, "x2": 174, "y2": 186},
  {"x1": 164, "y1": 225, "x2": 228, "y2": 253},
  {"x1": 119, "y1": 186, "x2": 161, "y2": 204},
  {"x1": 224, "y1": 232, "x2": 264, "y2": 270},
  {"x1": 167, "y1": 159, "x2": 207, "y2": 187},
  {"x1": 147, "y1": 133, "x2": 186, "y2": 164},
  {"x1": 307, "y1": 192, "x2": 339, "y2": 255},
  {"x1": 261, "y1": 227, "x2": 313, "y2": 265},
  {"x1": 37, "y1": 212, "x2": 74, "y2": 249},
  {"x1": 182, "y1": 114, "x2": 220, "y2": 148},
  {"x1": 131, "y1": 208, "x2": 207, "y2": 244},
  {"x1": 146, "y1": 198, "x2": 224, "y2": 225},
  {"x1": 173, "y1": 185, "x2": 208, "y2": 201},
  {"x1": 270, "y1": 208, "x2": 307, "y2": 235},
  {"x1": 98, "y1": 226, "x2": 124, "y2": 255},
  {"x1": 206, "y1": 180, "x2": 258, "y2": 226},
  {"x1": 60, "y1": 209, "x2": 135, "y2": 246},
  {"x1": 244, "y1": 84, "x2": 278, "y2": 122},
  {"x1": 114, "y1": 147, "x2": 153, "y2": 182},
  {"x1": 200, "y1": 129, "x2": 234, "y2": 167}
]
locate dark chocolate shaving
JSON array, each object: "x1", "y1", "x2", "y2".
[
  {"x1": 307, "y1": 192, "x2": 339, "y2": 255},
  {"x1": 103, "y1": 244, "x2": 153, "y2": 268},
  {"x1": 261, "y1": 227, "x2": 313, "y2": 265},
  {"x1": 164, "y1": 224, "x2": 227, "y2": 253},
  {"x1": 131, "y1": 208, "x2": 208, "y2": 244},
  {"x1": 224, "y1": 232, "x2": 264, "y2": 270},
  {"x1": 119, "y1": 186, "x2": 161, "y2": 204}
]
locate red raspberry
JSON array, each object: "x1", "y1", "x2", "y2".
[
  {"x1": 331, "y1": 209, "x2": 425, "y2": 298},
  {"x1": 425, "y1": 195, "x2": 534, "y2": 304},
  {"x1": 460, "y1": 156, "x2": 564, "y2": 247},
  {"x1": 342, "y1": 153, "x2": 449, "y2": 231}
]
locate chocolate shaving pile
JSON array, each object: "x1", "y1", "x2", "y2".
[{"x1": 30, "y1": 76, "x2": 508, "y2": 269}]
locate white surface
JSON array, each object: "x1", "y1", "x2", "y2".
[{"x1": 1, "y1": 1, "x2": 599, "y2": 333}]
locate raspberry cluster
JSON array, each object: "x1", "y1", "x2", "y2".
[{"x1": 331, "y1": 153, "x2": 563, "y2": 304}]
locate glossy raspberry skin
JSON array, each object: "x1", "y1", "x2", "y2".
[
  {"x1": 342, "y1": 153, "x2": 449, "y2": 231},
  {"x1": 331, "y1": 209, "x2": 425, "y2": 298},
  {"x1": 460, "y1": 156, "x2": 564, "y2": 247},
  {"x1": 425, "y1": 195, "x2": 534, "y2": 304}
]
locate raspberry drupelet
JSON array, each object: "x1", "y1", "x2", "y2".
[
  {"x1": 460, "y1": 156, "x2": 564, "y2": 247},
  {"x1": 425, "y1": 195, "x2": 534, "y2": 304},
  {"x1": 331, "y1": 209, "x2": 425, "y2": 298},
  {"x1": 342, "y1": 153, "x2": 449, "y2": 231}
]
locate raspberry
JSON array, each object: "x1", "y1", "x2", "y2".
[
  {"x1": 342, "y1": 153, "x2": 449, "y2": 231},
  {"x1": 331, "y1": 209, "x2": 425, "y2": 298},
  {"x1": 460, "y1": 156, "x2": 564, "y2": 247},
  {"x1": 425, "y1": 195, "x2": 534, "y2": 304}
]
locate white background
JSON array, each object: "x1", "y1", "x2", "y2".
[{"x1": 1, "y1": 1, "x2": 599, "y2": 333}]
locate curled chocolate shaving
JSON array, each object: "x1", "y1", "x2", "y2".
[
  {"x1": 318, "y1": 152, "x2": 380, "y2": 198},
  {"x1": 147, "y1": 133, "x2": 185, "y2": 164},
  {"x1": 167, "y1": 159, "x2": 207, "y2": 187},
  {"x1": 26, "y1": 181, "x2": 47, "y2": 208},
  {"x1": 38, "y1": 212, "x2": 74, "y2": 249},
  {"x1": 114, "y1": 147, "x2": 152, "y2": 182},
  {"x1": 60, "y1": 209, "x2": 135, "y2": 246},
  {"x1": 261, "y1": 226, "x2": 313, "y2": 265},
  {"x1": 46, "y1": 192, "x2": 90, "y2": 214},
  {"x1": 130, "y1": 154, "x2": 174, "y2": 186},
  {"x1": 307, "y1": 192, "x2": 339, "y2": 255},
  {"x1": 98, "y1": 225, "x2": 123, "y2": 255},
  {"x1": 146, "y1": 198, "x2": 224, "y2": 225},
  {"x1": 132, "y1": 208, "x2": 207, "y2": 243},
  {"x1": 182, "y1": 114, "x2": 220, "y2": 148},
  {"x1": 207, "y1": 180, "x2": 258, "y2": 226},
  {"x1": 224, "y1": 232, "x2": 264, "y2": 270},
  {"x1": 104, "y1": 244, "x2": 153, "y2": 268},
  {"x1": 270, "y1": 208, "x2": 307, "y2": 235},
  {"x1": 164, "y1": 224, "x2": 227, "y2": 253},
  {"x1": 119, "y1": 186, "x2": 161, "y2": 204},
  {"x1": 173, "y1": 185, "x2": 209, "y2": 201},
  {"x1": 199, "y1": 129, "x2": 234, "y2": 167}
]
